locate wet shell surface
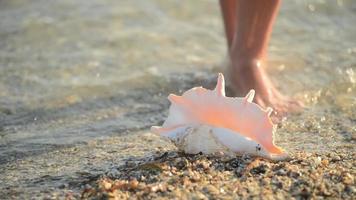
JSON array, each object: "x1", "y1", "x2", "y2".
[{"x1": 151, "y1": 73, "x2": 288, "y2": 160}]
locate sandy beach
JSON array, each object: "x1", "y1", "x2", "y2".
[{"x1": 0, "y1": 0, "x2": 355, "y2": 199}]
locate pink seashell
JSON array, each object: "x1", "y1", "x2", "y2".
[{"x1": 151, "y1": 73, "x2": 288, "y2": 160}]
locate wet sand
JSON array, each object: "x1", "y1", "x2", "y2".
[{"x1": 0, "y1": 0, "x2": 355, "y2": 199}]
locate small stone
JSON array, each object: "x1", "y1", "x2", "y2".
[
  {"x1": 319, "y1": 183, "x2": 332, "y2": 196},
  {"x1": 191, "y1": 173, "x2": 201, "y2": 182},
  {"x1": 182, "y1": 176, "x2": 190, "y2": 186},
  {"x1": 194, "y1": 191, "x2": 208, "y2": 200},
  {"x1": 175, "y1": 157, "x2": 189, "y2": 170},
  {"x1": 206, "y1": 174, "x2": 213, "y2": 180},
  {"x1": 276, "y1": 169, "x2": 287, "y2": 176},
  {"x1": 150, "y1": 184, "x2": 167, "y2": 193},
  {"x1": 203, "y1": 185, "x2": 220, "y2": 196},
  {"x1": 250, "y1": 164, "x2": 267, "y2": 175},
  {"x1": 167, "y1": 185, "x2": 175, "y2": 191},
  {"x1": 299, "y1": 188, "x2": 312, "y2": 199},
  {"x1": 129, "y1": 179, "x2": 139, "y2": 189},
  {"x1": 196, "y1": 161, "x2": 210, "y2": 170},
  {"x1": 342, "y1": 173, "x2": 354, "y2": 185},
  {"x1": 331, "y1": 155, "x2": 341, "y2": 162},
  {"x1": 150, "y1": 185, "x2": 159, "y2": 193},
  {"x1": 103, "y1": 181, "x2": 112, "y2": 190},
  {"x1": 220, "y1": 188, "x2": 225, "y2": 194},
  {"x1": 321, "y1": 159, "x2": 329, "y2": 166},
  {"x1": 288, "y1": 169, "x2": 301, "y2": 178},
  {"x1": 344, "y1": 185, "x2": 355, "y2": 194},
  {"x1": 274, "y1": 181, "x2": 283, "y2": 189},
  {"x1": 312, "y1": 157, "x2": 321, "y2": 167}
]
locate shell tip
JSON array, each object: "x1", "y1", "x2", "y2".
[
  {"x1": 244, "y1": 89, "x2": 255, "y2": 103},
  {"x1": 168, "y1": 94, "x2": 183, "y2": 104},
  {"x1": 266, "y1": 107, "x2": 273, "y2": 116},
  {"x1": 215, "y1": 73, "x2": 226, "y2": 97}
]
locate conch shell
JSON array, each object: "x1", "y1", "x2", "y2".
[{"x1": 151, "y1": 73, "x2": 288, "y2": 160}]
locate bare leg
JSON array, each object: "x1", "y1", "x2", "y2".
[
  {"x1": 220, "y1": 0, "x2": 302, "y2": 116},
  {"x1": 219, "y1": 0, "x2": 237, "y2": 49}
]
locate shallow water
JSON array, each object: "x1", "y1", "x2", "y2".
[{"x1": 0, "y1": 0, "x2": 355, "y2": 198}]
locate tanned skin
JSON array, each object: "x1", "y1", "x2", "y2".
[{"x1": 220, "y1": 0, "x2": 302, "y2": 116}]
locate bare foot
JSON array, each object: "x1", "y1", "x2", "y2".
[{"x1": 227, "y1": 59, "x2": 303, "y2": 119}]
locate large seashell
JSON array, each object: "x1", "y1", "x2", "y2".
[{"x1": 151, "y1": 73, "x2": 288, "y2": 160}]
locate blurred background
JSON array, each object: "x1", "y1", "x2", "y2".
[{"x1": 0, "y1": 0, "x2": 355, "y2": 197}]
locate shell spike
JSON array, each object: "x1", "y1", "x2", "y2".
[
  {"x1": 266, "y1": 107, "x2": 273, "y2": 116},
  {"x1": 168, "y1": 94, "x2": 184, "y2": 104},
  {"x1": 214, "y1": 73, "x2": 225, "y2": 97},
  {"x1": 244, "y1": 89, "x2": 255, "y2": 103}
]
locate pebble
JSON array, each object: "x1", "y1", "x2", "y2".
[
  {"x1": 194, "y1": 191, "x2": 208, "y2": 200},
  {"x1": 103, "y1": 181, "x2": 112, "y2": 190},
  {"x1": 276, "y1": 169, "x2": 287, "y2": 176},
  {"x1": 331, "y1": 155, "x2": 341, "y2": 162},
  {"x1": 203, "y1": 185, "x2": 220, "y2": 196},
  {"x1": 129, "y1": 179, "x2": 139, "y2": 189},
  {"x1": 344, "y1": 185, "x2": 355, "y2": 194},
  {"x1": 321, "y1": 159, "x2": 329, "y2": 166},
  {"x1": 312, "y1": 157, "x2": 321, "y2": 167},
  {"x1": 342, "y1": 173, "x2": 354, "y2": 185}
]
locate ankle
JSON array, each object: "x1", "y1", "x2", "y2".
[{"x1": 229, "y1": 57, "x2": 265, "y2": 74}]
